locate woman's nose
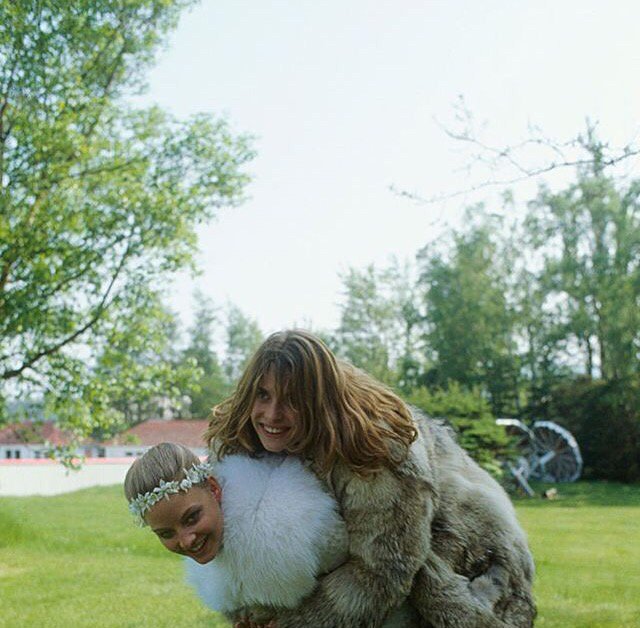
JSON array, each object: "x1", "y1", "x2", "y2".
[
  {"x1": 263, "y1": 399, "x2": 280, "y2": 421},
  {"x1": 178, "y1": 530, "x2": 197, "y2": 551}
]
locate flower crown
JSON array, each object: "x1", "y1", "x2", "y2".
[{"x1": 128, "y1": 460, "x2": 215, "y2": 527}]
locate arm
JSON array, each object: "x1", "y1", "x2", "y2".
[
  {"x1": 409, "y1": 554, "x2": 512, "y2": 628},
  {"x1": 276, "y1": 455, "x2": 434, "y2": 628},
  {"x1": 408, "y1": 416, "x2": 534, "y2": 627}
]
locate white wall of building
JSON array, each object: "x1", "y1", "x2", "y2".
[
  {"x1": 102, "y1": 445, "x2": 207, "y2": 458},
  {"x1": 0, "y1": 443, "x2": 102, "y2": 460},
  {"x1": 103, "y1": 445, "x2": 149, "y2": 458},
  {"x1": 0, "y1": 444, "x2": 38, "y2": 460},
  {"x1": 0, "y1": 458, "x2": 135, "y2": 496}
]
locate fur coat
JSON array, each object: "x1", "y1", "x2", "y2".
[
  {"x1": 185, "y1": 455, "x2": 418, "y2": 627},
  {"x1": 272, "y1": 411, "x2": 536, "y2": 628}
]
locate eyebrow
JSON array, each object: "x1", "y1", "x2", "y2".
[{"x1": 181, "y1": 505, "x2": 201, "y2": 523}]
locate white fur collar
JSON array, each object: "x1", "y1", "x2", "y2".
[{"x1": 185, "y1": 454, "x2": 343, "y2": 613}]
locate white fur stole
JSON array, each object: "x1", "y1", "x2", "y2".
[{"x1": 185, "y1": 455, "x2": 344, "y2": 613}]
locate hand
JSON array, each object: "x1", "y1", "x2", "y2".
[
  {"x1": 234, "y1": 603, "x2": 277, "y2": 628},
  {"x1": 469, "y1": 564, "x2": 508, "y2": 609}
]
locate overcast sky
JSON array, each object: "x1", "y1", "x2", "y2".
[{"x1": 140, "y1": 0, "x2": 640, "y2": 336}]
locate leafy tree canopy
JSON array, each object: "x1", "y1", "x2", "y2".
[
  {"x1": 331, "y1": 261, "x2": 423, "y2": 389},
  {"x1": 417, "y1": 210, "x2": 520, "y2": 414},
  {"x1": 524, "y1": 146, "x2": 640, "y2": 380},
  {"x1": 0, "y1": 1, "x2": 255, "y2": 437}
]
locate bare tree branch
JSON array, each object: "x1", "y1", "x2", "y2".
[{"x1": 394, "y1": 97, "x2": 640, "y2": 205}]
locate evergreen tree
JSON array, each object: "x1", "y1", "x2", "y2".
[
  {"x1": 223, "y1": 304, "x2": 262, "y2": 386},
  {"x1": 182, "y1": 292, "x2": 228, "y2": 418}
]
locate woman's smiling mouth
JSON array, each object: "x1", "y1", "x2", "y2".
[
  {"x1": 261, "y1": 423, "x2": 289, "y2": 435},
  {"x1": 189, "y1": 537, "x2": 208, "y2": 555}
]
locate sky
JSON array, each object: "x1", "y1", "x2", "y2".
[{"x1": 140, "y1": 0, "x2": 640, "y2": 336}]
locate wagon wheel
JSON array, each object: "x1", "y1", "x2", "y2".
[
  {"x1": 495, "y1": 419, "x2": 536, "y2": 495},
  {"x1": 496, "y1": 419, "x2": 535, "y2": 459},
  {"x1": 530, "y1": 420, "x2": 583, "y2": 483}
]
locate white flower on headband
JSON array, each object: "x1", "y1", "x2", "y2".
[{"x1": 128, "y1": 461, "x2": 215, "y2": 527}]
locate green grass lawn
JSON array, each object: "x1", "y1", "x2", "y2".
[
  {"x1": 516, "y1": 482, "x2": 640, "y2": 627},
  {"x1": 0, "y1": 485, "x2": 225, "y2": 628},
  {"x1": 0, "y1": 481, "x2": 638, "y2": 627}
]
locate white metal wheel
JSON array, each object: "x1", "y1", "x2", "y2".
[{"x1": 530, "y1": 420, "x2": 583, "y2": 482}]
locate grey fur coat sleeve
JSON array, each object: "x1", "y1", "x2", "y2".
[{"x1": 409, "y1": 415, "x2": 536, "y2": 627}]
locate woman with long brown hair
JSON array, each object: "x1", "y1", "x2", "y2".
[{"x1": 206, "y1": 329, "x2": 535, "y2": 628}]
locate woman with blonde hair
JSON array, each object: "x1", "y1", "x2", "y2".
[
  {"x1": 206, "y1": 329, "x2": 536, "y2": 627},
  {"x1": 124, "y1": 442, "x2": 417, "y2": 627}
]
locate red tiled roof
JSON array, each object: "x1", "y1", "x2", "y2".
[
  {"x1": 0, "y1": 421, "x2": 72, "y2": 446},
  {"x1": 107, "y1": 419, "x2": 209, "y2": 449}
]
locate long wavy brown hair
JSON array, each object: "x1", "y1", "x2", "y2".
[{"x1": 205, "y1": 329, "x2": 417, "y2": 477}]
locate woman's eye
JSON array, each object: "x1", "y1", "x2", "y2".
[
  {"x1": 157, "y1": 531, "x2": 173, "y2": 540},
  {"x1": 186, "y1": 511, "x2": 200, "y2": 525}
]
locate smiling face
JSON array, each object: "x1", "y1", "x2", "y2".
[
  {"x1": 250, "y1": 367, "x2": 300, "y2": 453},
  {"x1": 144, "y1": 477, "x2": 224, "y2": 564}
]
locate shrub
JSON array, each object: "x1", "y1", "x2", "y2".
[
  {"x1": 543, "y1": 377, "x2": 640, "y2": 483},
  {"x1": 406, "y1": 383, "x2": 511, "y2": 478}
]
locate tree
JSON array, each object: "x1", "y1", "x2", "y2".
[
  {"x1": 384, "y1": 261, "x2": 425, "y2": 394},
  {"x1": 524, "y1": 137, "x2": 640, "y2": 379},
  {"x1": 332, "y1": 263, "x2": 404, "y2": 386},
  {"x1": 417, "y1": 210, "x2": 520, "y2": 414},
  {"x1": 396, "y1": 103, "x2": 640, "y2": 204},
  {"x1": 181, "y1": 291, "x2": 228, "y2": 418},
  {"x1": 510, "y1": 263, "x2": 572, "y2": 412},
  {"x1": 223, "y1": 304, "x2": 262, "y2": 386},
  {"x1": 81, "y1": 292, "x2": 200, "y2": 434},
  {"x1": 330, "y1": 260, "x2": 426, "y2": 392},
  {"x1": 0, "y1": 2, "x2": 254, "y2": 431}
]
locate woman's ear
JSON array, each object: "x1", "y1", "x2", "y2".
[{"x1": 206, "y1": 476, "x2": 222, "y2": 503}]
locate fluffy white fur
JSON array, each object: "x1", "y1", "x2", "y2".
[{"x1": 185, "y1": 454, "x2": 346, "y2": 614}]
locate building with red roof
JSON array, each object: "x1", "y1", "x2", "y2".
[
  {"x1": 103, "y1": 419, "x2": 209, "y2": 457},
  {"x1": 0, "y1": 421, "x2": 77, "y2": 460},
  {"x1": 0, "y1": 418, "x2": 209, "y2": 460}
]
